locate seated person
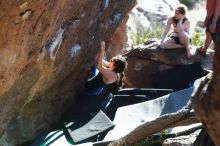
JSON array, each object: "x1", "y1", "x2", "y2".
[
  {"x1": 84, "y1": 41, "x2": 127, "y2": 95},
  {"x1": 160, "y1": 4, "x2": 192, "y2": 59}
]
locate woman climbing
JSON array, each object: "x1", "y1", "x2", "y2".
[{"x1": 84, "y1": 41, "x2": 127, "y2": 95}]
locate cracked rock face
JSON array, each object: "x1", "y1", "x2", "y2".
[
  {"x1": 0, "y1": 0, "x2": 136, "y2": 145},
  {"x1": 122, "y1": 40, "x2": 213, "y2": 88}
]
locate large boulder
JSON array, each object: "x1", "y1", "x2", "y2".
[
  {"x1": 0, "y1": 0, "x2": 137, "y2": 145},
  {"x1": 122, "y1": 40, "x2": 213, "y2": 88}
]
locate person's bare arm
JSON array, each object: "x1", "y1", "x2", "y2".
[
  {"x1": 95, "y1": 42, "x2": 110, "y2": 67},
  {"x1": 96, "y1": 41, "x2": 117, "y2": 84},
  {"x1": 99, "y1": 41, "x2": 110, "y2": 67},
  {"x1": 161, "y1": 17, "x2": 172, "y2": 47},
  {"x1": 102, "y1": 59, "x2": 110, "y2": 67},
  {"x1": 210, "y1": 0, "x2": 220, "y2": 33}
]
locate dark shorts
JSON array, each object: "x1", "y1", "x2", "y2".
[
  {"x1": 206, "y1": 15, "x2": 220, "y2": 43},
  {"x1": 170, "y1": 35, "x2": 180, "y2": 44},
  {"x1": 170, "y1": 33, "x2": 191, "y2": 45}
]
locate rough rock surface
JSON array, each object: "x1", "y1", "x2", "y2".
[
  {"x1": 122, "y1": 40, "x2": 214, "y2": 88},
  {"x1": 106, "y1": 15, "x2": 128, "y2": 60},
  {"x1": 162, "y1": 129, "x2": 201, "y2": 146},
  {"x1": 0, "y1": 0, "x2": 136, "y2": 145}
]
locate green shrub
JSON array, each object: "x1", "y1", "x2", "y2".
[
  {"x1": 191, "y1": 32, "x2": 204, "y2": 46},
  {"x1": 179, "y1": 0, "x2": 196, "y2": 9},
  {"x1": 134, "y1": 129, "x2": 168, "y2": 146},
  {"x1": 131, "y1": 28, "x2": 204, "y2": 47},
  {"x1": 131, "y1": 28, "x2": 163, "y2": 45},
  {"x1": 131, "y1": 32, "x2": 146, "y2": 46},
  {"x1": 134, "y1": 136, "x2": 153, "y2": 146},
  {"x1": 160, "y1": 129, "x2": 168, "y2": 139}
]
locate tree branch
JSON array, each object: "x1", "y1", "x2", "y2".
[{"x1": 108, "y1": 102, "x2": 199, "y2": 146}]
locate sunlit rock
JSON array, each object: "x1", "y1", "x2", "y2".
[{"x1": 0, "y1": 0, "x2": 136, "y2": 145}]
